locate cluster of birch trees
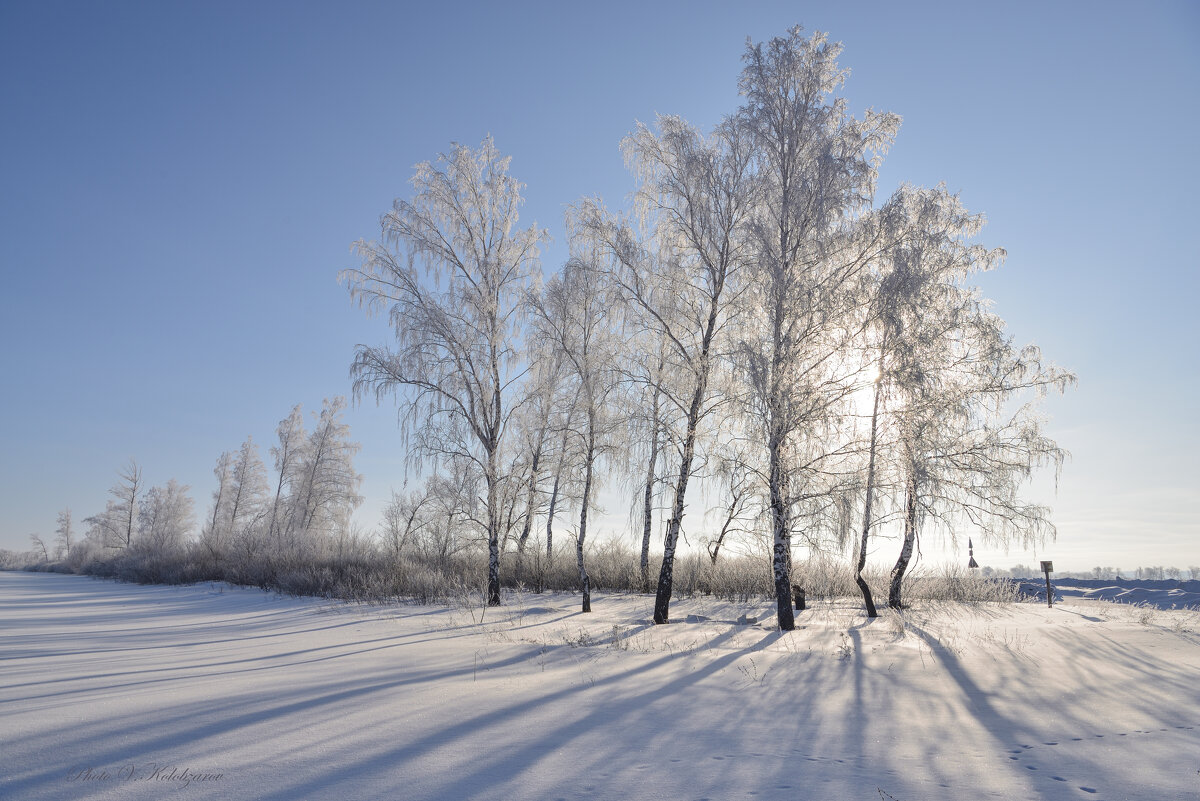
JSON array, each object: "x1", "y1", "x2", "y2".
[
  {"x1": 69, "y1": 398, "x2": 362, "y2": 573},
  {"x1": 343, "y1": 27, "x2": 1073, "y2": 629}
]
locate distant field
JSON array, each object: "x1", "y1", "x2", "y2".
[
  {"x1": 1011, "y1": 577, "x2": 1200, "y2": 609},
  {"x1": 2, "y1": 573, "x2": 1198, "y2": 801}
]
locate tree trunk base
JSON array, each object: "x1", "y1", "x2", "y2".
[
  {"x1": 856, "y1": 575, "x2": 878, "y2": 618},
  {"x1": 775, "y1": 578, "x2": 796, "y2": 631}
]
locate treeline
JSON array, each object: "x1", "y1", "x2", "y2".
[
  {"x1": 19, "y1": 27, "x2": 1075, "y2": 625},
  {"x1": 25, "y1": 398, "x2": 362, "y2": 586},
  {"x1": 996, "y1": 565, "x2": 1200, "y2": 581}
]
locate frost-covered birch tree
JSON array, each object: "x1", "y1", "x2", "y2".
[
  {"x1": 287, "y1": 397, "x2": 363, "y2": 542},
  {"x1": 380, "y1": 482, "x2": 434, "y2": 560},
  {"x1": 135, "y1": 479, "x2": 195, "y2": 557},
  {"x1": 857, "y1": 187, "x2": 1075, "y2": 609},
  {"x1": 528, "y1": 247, "x2": 620, "y2": 612},
  {"x1": 29, "y1": 534, "x2": 48, "y2": 561},
  {"x1": 226, "y1": 436, "x2": 268, "y2": 541},
  {"x1": 202, "y1": 436, "x2": 269, "y2": 566},
  {"x1": 203, "y1": 450, "x2": 235, "y2": 552},
  {"x1": 541, "y1": 391, "x2": 579, "y2": 559},
  {"x1": 84, "y1": 459, "x2": 143, "y2": 550},
  {"x1": 580, "y1": 115, "x2": 756, "y2": 624},
  {"x1": 268, "y1": 406, "x2": 306, "y2": 549},
  {"x1": 54, "y1": 508, "x2": 74, "y2": 559},
  {"x1": 343, "y1": 137, "x2": 546, "y2": 606},
  {"x1": 704, "y1": 447, "x2": 757, "y2": 565},
  {"x1": 736, "y1": 27, "x2": 899, "y2": 629},
  {"x1": 846, "y1": 185, "x2": 994, "y2": 615},
  {"x1": 631, "y1": 346, "x2": 669, "y2": 591},
  {"x1": 885, "y1": 316, "x2": 1073, "y2": 609},
  {"x1": 511, "y1": 351, "x2": 564, "y2": 557}
]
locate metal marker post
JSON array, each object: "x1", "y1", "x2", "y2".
[{"x1": 1041, "y1": 560, "x2": 1054, "y2": 608}]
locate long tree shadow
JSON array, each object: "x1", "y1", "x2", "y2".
[{"x1": 248, "y1": 626, "x2": 785, "y2": 801}]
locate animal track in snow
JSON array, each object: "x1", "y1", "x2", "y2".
[{"x1": 1001, "y1": 724, "x2": 1199, "y2": 799}]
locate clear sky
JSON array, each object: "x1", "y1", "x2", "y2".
[{"x1": 1, "y1": 0, "x2": 1197, "y2": 573}]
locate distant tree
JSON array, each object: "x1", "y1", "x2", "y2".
[
  {"x1": 286, "y1": 397, "x2": 363, "y2": 541},
  {"x1": 380, "y1": 483, "x2": 434, "y2": 560},
  {"x1": 203, "y1": 450, "x2": 235, "y2": 550},
  {"x1": 84, "y1": 459, "x2": 143, "y2": 549},
  {"x1": 226, "y1": 436, "x2": 268, "y2": 539},
  {"x1": 202, "y1": 436, "x2": 269, "y2": 566},
  {"x1": 29, "y1": 534, "x2": 48, "y2": 561},
  {"x1": 268, "y1": 405, "x2": 306, "y2": 548},
  {"x1": 54, "y1": 507, "x2": 74, "y2": 559},
  {"x1": 410, "y1": 462, "x2": 481, "y2": 563},
  {"x1": 135, "y1": 479, "x2": 195, "y2": 556},
  {"x1": 704, "y1": 449, "x2": 756, "y2": 565},
  {"x1": 344, "y1": 137, "x2": 546, "y2": 606}
]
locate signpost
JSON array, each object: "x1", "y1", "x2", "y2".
[{"x1": 1041, "y1": 560, "x2": 1054, "y2": 608}]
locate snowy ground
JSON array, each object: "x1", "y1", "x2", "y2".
[{"x1": 2, "y1": 573, "x2": 1198, "y2": 801}]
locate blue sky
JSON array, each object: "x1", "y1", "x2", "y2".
[{"x1": 1, "y1": 1, "x2": 1197, "y2": 572}]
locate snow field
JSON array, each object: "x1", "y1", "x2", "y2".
[{"x1": 2, "y1": 572, "x2": 1197, "y2": 801}]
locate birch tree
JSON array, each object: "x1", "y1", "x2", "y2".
[
  {"x1": 528, "y1": 249, "x2": 620, "y2": 612},
  {"x1": 844, "y1": 185, "x2": 993, "y2": 614},
  {"x1": 29, "y1": 534, "x2": 48, "y2": 561},
  {"x1": 541, "y1": 394, "x2": 578, "y2": 559},
  {"x1": 54, "y1": 508, "x2": 74, "y2": 559},
  {"x1": 886, "y1": 312, "x2": 1073, "y2": 608},
  {"x1": 203, "y1": 451, "x2": 235, "y2": 552},
  {"x1": 287, "y1": 397, "x2": 363, "y2": 541},
  {"x1": 581, "y1": 114, "x2": 756, "y2": 624},
  {"x1": 135, "y1": 479, "x2": 195, "y2": 556},
  {"x1": 84, "y1": 459, "x2": 143, "y2": 550},
  {"x1": 343, "y1": 137, "x2": 546, "y2": 606},
  {"x1": 380, "y1": 483, "x2": 434, "y2": 559},
  {"x1": 268, "y1": 406, "x2": 306, "y2": 548},
  {"x1": 857, "y1": 187, "x2": 1074, "y2": 608},
  {"x1": 226, "y1": 436, "x2": 268, "y2": 540},
  {"x1": 736, "y1": 26, "x2": 899, "y2": 629},
  {"x1": 633, "y1": 350, "x2": 668, "y2": 591},
  {"x1": 511, "y1": 352, "x2": 564, "y2": 556},
  {"x1": 704, "y1": 449, "x2": 757, "y2": 565}
]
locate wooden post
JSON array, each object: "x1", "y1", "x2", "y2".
[{"x1": 1041, "y1": 560, "x2": 1054, "y2": 608}]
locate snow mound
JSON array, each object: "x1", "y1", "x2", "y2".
[{"x1": 1054, "y1": 579, "x2": 1200, "y2": 609}]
